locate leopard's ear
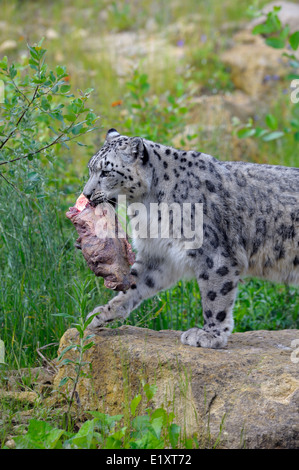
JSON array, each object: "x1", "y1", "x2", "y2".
[
  {"x1": 106, "y1": 128, "x2": 120, "y2": 142},
  {"x1": 130, "y1": 137, "x2": 149, "y2": 165}
]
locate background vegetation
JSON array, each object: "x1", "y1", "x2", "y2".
[{"x1": 0, "y1": 0, "x2": 298, "y2": 449}]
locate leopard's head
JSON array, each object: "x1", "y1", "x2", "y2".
[{"x1": 83, "y1": 129, "x2": 150, "y2": 205}]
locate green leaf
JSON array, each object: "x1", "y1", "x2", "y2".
[
  {"x1": 76, "y1": 141, "x2": 88, "y2": 147},
  {"x1": 64, "y1": 420, "x2": 97, "y2": 449},
  {"x1": 290, "y1": 31, "x2": 299, "y2": 51},
  {"x1": 262, "y1": 131, "x2": 284, "y2": 141},
  {"x1": 150, "y1": 416, "x2": 164, "y2": 439},
  {"x1": 56, "y1": 65, "x2": 66, "y2": 77},
  {"x1": 130, "y1": 394, "x2": 142, "y2": 416},
  {"x1": 0, "y1": 56, "x2": 8, "y2": 70},
  {"x1": 84, "y1": 334, "x2": 95, "y2": 342},
  {"x1": 86, "y1": 112, "x2": 97, "y2": 124},
  {"x1": 89, "y1": 412, "x2": 123, "y2": 433},
  {"x1": 286, "y1": 73, "x2": 299, "y2": 80},
  {"x1": 168, "y1": 423, "x2": 180, "y2": 448},
  {"x1": 237, "y1": 128, "x2": 256, "y2": 138},
  {"x1": 131, "y1": 431, "x2": 164, "y2": 449},
  {"x1": 27, "y1": 45, "x2": 39, "y2": 61},
  {"x1": 9, "y1": 64, "x2": 17, "y2": 79},
  {"x1": 71, "y1": 123, "x2": 83, "y2": 135},
  {"x1": 83, "y1": 313, "x2": 98, "y2": 329},
  {"x1": 265, "y1": 37, "x2": 285, "y2": 49},
  {"x1": 58, "y1": 344, "x2": 77, "y2": 361},
  {"x1": 265, "y1": 114, "x2": 278, "y2": 130},
  {"x1": 294, "y1": 131, "x2": 299, "y2": 141},
  {"x1": 15, "y1": 419, "x2": 65, "y2": 449},
  {"x1": 64, "y1": 113, "x2": 77, "y2": 122},
  {"x1": 143, "y1": 383, "x2": 157, "y2": 401},
  {"x1": 60, "y1": 358, "x2": 76, "y2": 366},
  {"x1": 82, "y1": 341, "x2": 94, "y2": 352},
  {"x1": 59, "y1": 376, "x2": 70, "y2": 387},
  {"x1": 60, "y1": 84, "x2": 71, "y2": 94},
  {"x1": 84, "y1": 87, "x2": 94, "y2": 95},
  {"x1": 254, "y1": 127, "x2": 269, "y2": 138},
  {"x1": 252, "y1": 23, "x2": 269, "y2": 35}
]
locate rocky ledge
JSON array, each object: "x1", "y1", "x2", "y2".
[{"x1": 53, "y1": 326, "x2": 299, "y2": 449}]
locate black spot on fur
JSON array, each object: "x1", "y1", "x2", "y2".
[
  {"x1": 200, "y1": 272, "x2": 209, "y2": 280},
  {"x1": 187, "y1": 250, "x2": 197, "y2": 257},
  {"x1": 220, "y1": 281, "x2": 234, "y2": 296},
  {"x1": 293, "y1": 256, "x2": 299, "y2": 266},
  {"x1": 216, "y1": 266, "x2": 229, "y2": 276},
  {"x1": 206, "y1": 180, "x2": 216, "y2": 193},
  {"x1": 205, "y1": 310, "x2": 213, "y2": 318},
  {"x1": 207, "y1": 291, "x2": 217, "y2": 301},
  {"x1": 153, "y1": 149, "x2": 161, "y2": 160},
  {"x1": 216, "y1": 311, "x2": 226, "y2": 322},
  {"x1": 145, "y1": 276, "x2": 155, "y2": 288}
]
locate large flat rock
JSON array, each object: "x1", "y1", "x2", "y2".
[{"x1": 53, "y1": 326, "x2": 299, "y2": 449}]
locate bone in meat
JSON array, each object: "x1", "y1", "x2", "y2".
[{"x1": 66, "y1": 194, "x2": 135, "y2": 291}]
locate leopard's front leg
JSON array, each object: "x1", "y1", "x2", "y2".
[{"x1": 86, "y1": 256, "x2": 179, "y2": 328}]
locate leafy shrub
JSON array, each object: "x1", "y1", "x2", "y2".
[
  {"x1": 122, "y1": 69, "x2": 188, "y2": 144},
  {"x1": 0, "y1": 41, "x2": 101, "y2": 366},
  {"x1": 235, "y1": 6, "x2": 299, "y2": 143},
  {"x1": 12, "y1": 382, "x2": 184, "y2": 449}
]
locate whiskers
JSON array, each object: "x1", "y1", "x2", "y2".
[{"x1": 90, "y1": 192, "x2": 117, "y2": 210}]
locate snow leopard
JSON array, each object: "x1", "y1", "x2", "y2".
[{"x1": 83, "y1": 128, "x2": 299, "y2": 349}]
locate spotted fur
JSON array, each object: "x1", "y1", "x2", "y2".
[{"x1": 84, "y1": 128, "x2": 299, "y2": 348}]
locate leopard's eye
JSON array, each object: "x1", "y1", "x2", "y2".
[{"x1": 101, "y1": 170, "x2": 110, "y2": 177}]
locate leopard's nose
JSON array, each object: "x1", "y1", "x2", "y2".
[{"x1": 83, "y1": 189, "x2": 92, "y2": 200}]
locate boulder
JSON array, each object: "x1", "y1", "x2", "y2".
[
  {"x1": 53, "y1": 326, "x2": 299, "y2": 449},
  {"x1": 0, "y1": 40, "x2": 17, "y2": 53},
  {"x1": 221, "y1": 31, "x2": 289, "y2": 97},
  {"x1": 172, "y1": 92, "x2": 259, "y2": 161}
]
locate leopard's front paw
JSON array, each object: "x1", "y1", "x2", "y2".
[
  {"x1": 86, "y1": 306, "x2": 110, "y2": 329},
  {"x1": 181, "y1": 327, "x2": 228, "y2": 349}
]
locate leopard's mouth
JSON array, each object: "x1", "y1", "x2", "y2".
[
  {"x1": 90, "y1": 193, "x2": 117, "y2": 208},
  {"x1": 90, "y1": 191, "x2": 105, "y2": 206}
]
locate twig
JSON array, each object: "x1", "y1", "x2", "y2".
[
  {"x1": 0, "y1": 85, "x2": 39, "y2": 150},
  {"x1": 0, "y1": 171, "x2": 24, "y2": 196},
  {"x1": 0, "y1": 125, "x2": 95, "y2": 166},
  {"x1": 36, "y1": 342, "x2": 59, "y2": 375}
]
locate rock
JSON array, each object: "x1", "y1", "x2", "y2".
[
  {"x1": 45, "y1": 28, "x2": 59, "y2": 40},
  {"x1": 248, "y1": 1, "x2": 299, "y2": 34},
  {"x1": 5, "y1": 439, "x2": 16, "y2": 449},
  {"x1": 83, "y1": 31, "x2": 184, "y2": 77},
  {"x1": 0, "y1": 40, "x2": 17, "y2": 52},
  {"x1": 172, "y1": 92, "x2": 259, "y2": 161},
  {"x1": 4, "y1": 366, "x2": 55, "y2": 396},
  {"x1": 0, "y1": 391, "x2": 39, "y2": 404},
  {"x1": 221, "y1": 31, "x2": 288, "y2": 97},
  {"x1": 53, "y1": 326, "x2": 299, "y2": 449}
]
